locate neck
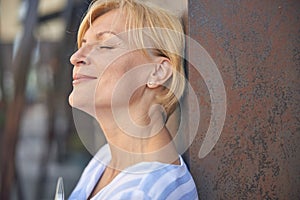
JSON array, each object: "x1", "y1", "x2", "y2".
[{"x1": 96, "y1": 105, "x2": 179, "y2": 170}]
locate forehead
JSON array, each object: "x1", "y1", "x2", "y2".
[{"x1": 84, "y1": 9, "x2": 126, "y2": 40}]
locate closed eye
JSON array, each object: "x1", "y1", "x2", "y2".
[{"x1": 98, "y1": 46, "x2": 114, "y2": 49}]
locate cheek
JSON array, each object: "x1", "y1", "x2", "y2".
[
  {"x1": 94, "y1": 60, "x2": 135, "y2": 108},
  {"x1": 98, "y1": 53, "x2": 133, "y2": 86},
  {"x1": 93, "y1": 51, "x2": 150, "y2": 108},
  {"x1": 94, "y1": 66, "x2": 123, "y2": 106}
]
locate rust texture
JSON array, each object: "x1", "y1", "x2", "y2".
[{"x1": 187, "y1": 0, "x2": 300, "y2": 199}]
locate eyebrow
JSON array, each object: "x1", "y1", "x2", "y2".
[
  {"x1": 81, "y1": 31, "x2": 119, "y2": 45},
  {"x1": 95, "y1": 31, "x2": 117, "y2": 40}
]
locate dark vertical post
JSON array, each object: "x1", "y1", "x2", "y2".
[
  {"x1": 0, "y1": 0, "x2": 39, "y2": 199},
  {"x1": 187, "y1": 0, "x2": 300, "y2": 199}
]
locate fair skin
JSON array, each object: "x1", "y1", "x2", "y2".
[{"x1": 69, "y1": 9, "x2": 179, "y2": 198}]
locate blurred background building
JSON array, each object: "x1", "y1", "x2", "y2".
[{"x1": 1, "y1": 0, "x2": 93, "y2": 199}]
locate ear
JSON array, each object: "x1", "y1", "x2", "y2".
[{"x1": 147, "y1": 59, "x2": 173, "y2": 88}]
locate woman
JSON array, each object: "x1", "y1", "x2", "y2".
[{"x1": 68, "y1": 0, "x2": 198, "y2": 199}]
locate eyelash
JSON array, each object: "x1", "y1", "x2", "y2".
[{"x1": 98, "y1": 46, "x2": 114, "y2": 49}]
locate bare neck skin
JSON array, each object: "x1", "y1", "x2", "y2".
[
  {"x1": 88, "y1": 95, "x2": 180, "y2": 199},
  {"x1": 96, "y1": 98, "x2": 180, "y2": 170}
]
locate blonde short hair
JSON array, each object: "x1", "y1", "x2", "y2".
[{"x1": 77, "y1": 0, "x2": 185, "y2": 116}]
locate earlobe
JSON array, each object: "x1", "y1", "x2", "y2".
[
  {"x1": 147, "y1": 60, "x2": 173, "y2": 88},
  {"x1": 147, "y1": 81, "x2": 156, "y2": 88}
]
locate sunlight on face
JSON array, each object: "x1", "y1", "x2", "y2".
[{"x1": 69, "y1": 9, "x2": 154, "y2": 118}]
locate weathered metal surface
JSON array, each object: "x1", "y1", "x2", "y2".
[{"x1": 187, "y1": 0, "x2": 300, "y2": 199}]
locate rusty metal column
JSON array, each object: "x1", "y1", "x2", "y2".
[{"x1": 187, "y1": 0, "x2": 300, "y2": 199}]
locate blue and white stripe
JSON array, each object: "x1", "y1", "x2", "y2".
[{"x1": 69, "y1": 144, "x2": 198, "y2": 200}]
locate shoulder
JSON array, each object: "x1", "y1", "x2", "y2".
[{"x1": 137, "y1": 157, "x2": 198, "y2": 199}]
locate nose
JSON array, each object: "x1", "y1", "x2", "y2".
[{"x1": 70, "y1": 46, "x2": 90, "y2": 66}]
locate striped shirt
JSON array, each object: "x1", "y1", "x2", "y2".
[{"x1": 69, "y1": 144, "x2": 198, "y2": 200}]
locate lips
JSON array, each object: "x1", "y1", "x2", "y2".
[{"x1": 72, "y1": 74, "x2": 97, "y2": 85}]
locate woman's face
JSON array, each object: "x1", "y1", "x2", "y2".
[{"x1": 69, "y1": 9, "x2": 154, "y2": 117}]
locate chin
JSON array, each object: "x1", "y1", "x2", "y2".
[
  {"x1": 69, "y1": 91, "x2": 97, "y2": 118},
  {"x1": 68, "y1": 93, "x2": 74, "y2": 107}
]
